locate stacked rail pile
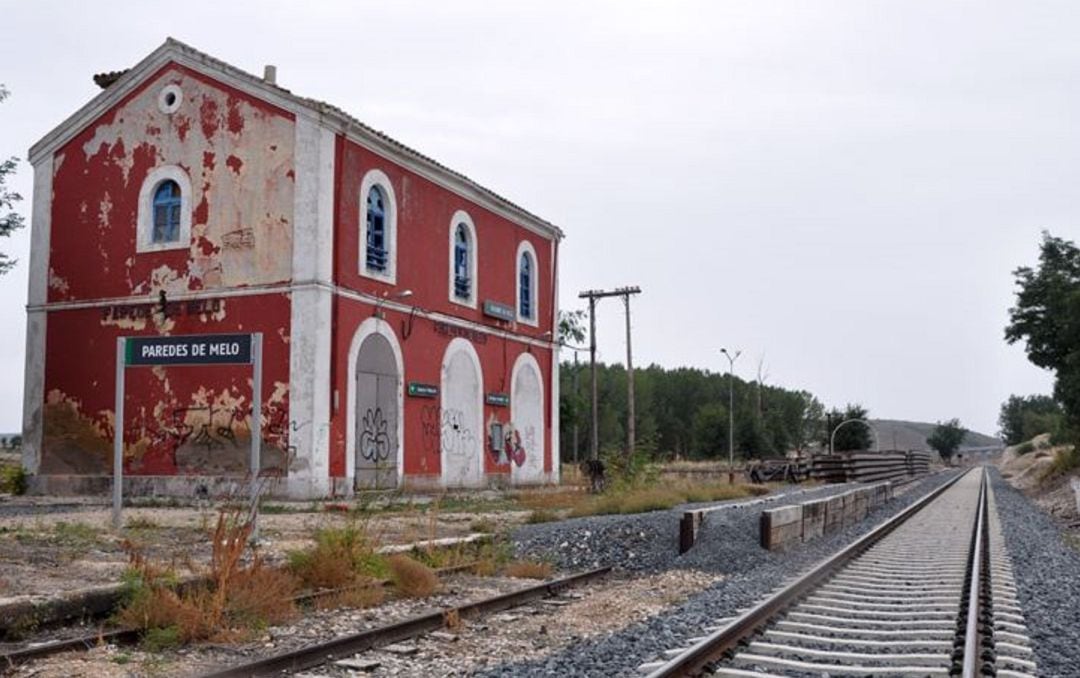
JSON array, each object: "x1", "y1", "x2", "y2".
[{"x1": 809, "y1": 450, "x2": 931, "y2": 484}]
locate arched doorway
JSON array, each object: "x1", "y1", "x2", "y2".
[
  {"x1": 347, "y1": 319, "x2": 403, "y2": 490},
  {"x1": 510, "y1": 353, "x2": 545, "y2": 485},
  {"x1": 440, "y1": 338, "x2": 483, "y2": 487}
]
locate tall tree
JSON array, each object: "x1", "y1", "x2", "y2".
[
  {"x1": 1005, "y1": 232, "x2": 1080, "y2": 438},
  {"x1": 0, "y1": 85, "x2": 25, "y2": 274},
  {"x1": 927, "y1": 419, "x2": 966, "y2": 463}
]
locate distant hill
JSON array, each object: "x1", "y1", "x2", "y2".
[{"x1": 870, "y1": 419, "x2": 1002, "y2": 452}]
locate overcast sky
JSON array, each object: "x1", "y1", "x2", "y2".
[{"x1": 0, "y1": 1, "x2": 1070, "y2": 436}]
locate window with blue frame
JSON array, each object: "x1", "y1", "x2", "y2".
[
  {"x1": 454, "y1": 224, "x2": 471, "y2": 299},
  {"x1": 366, "y1": 185, "x2": 388, "y2": 272},
  {"x1": 152, "y1": 180, "x2": 182, "y2": 244},
  {"x1": 519, "y1": 252, "x2": 532, "y2": 319}
]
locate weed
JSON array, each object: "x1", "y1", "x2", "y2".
[
  {"x1": 313, "y1": 582, "x2": 386, "y2": 610},
  {"x1": 503, "y1": 560, "x2": 553, "y2": 579},
  {"x1": 0, "y1": 464, "x2": 27, "y2": 495},
  {"x1": 1042, "y1": 446, "x2": 1080, "y2": 480},
  {"x1": 125, "y1": 515, "x2": 161, "y2": 530},
  {"x1": 387, "y1": 554, "x2": 440, "y2": 598},
  {"x1": 443, "y1": 608, "x2": 463, "y2": 631},
  {"x1": 117, "y1": 507, "x2": 298, "y2": 645},
  {"x1": 112, "y1": 652, "x2": 133, "y2": 665},
  {"x1": 525, "y1": 509, "x2": 559, "y2": 524},
  {"x1": 469, "y1": 517, "x2": 498, "y2": 533},
  {"x1": 142, "y1": 625, "x2": 182, "y2": 652},
  {"x1": 51, "y1": 521, "x2": 101, "y2": 547},
  {"x1": 1017, "y1": 441, "x2": 1036, "y2": 455},
  {"x1": 288, "y1": 520, "x2": 389, "y2": 589}
]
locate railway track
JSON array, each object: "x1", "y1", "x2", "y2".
[{"x1": 642, "y1": 468, "x2": 1037, "y2": 677}]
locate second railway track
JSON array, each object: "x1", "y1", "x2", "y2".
[{"x1": 643, "y1": 467, "x2": 1037, "y2": 678}]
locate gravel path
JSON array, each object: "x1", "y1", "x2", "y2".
[
  {"x1": 989, "y1": 468, "x2": 1080, "y2": 677},
  {"x1": 487, "y1": 472, "x2": 958, "y2": 677}
]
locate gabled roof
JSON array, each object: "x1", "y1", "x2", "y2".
[{"x1": 30, "y1": 38, "x2": 563, "y2": 240}]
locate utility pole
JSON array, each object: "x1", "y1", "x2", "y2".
[
  {"x1": 720, "y1": 347, "x2": 741, "y2": 484},
  {"x1": 578, "y1": 286, "x2": 642, "y2": 463},
  {"x1": 623, "y1": 293, "x2": 636, "y2": 458},
  {"x1": 572, "y1": 351, "x2": 580, "y2": 463}
]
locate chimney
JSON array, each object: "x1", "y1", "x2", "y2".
[{"x1": 263, "y1": 65, "x2": 277, "y2": 85}]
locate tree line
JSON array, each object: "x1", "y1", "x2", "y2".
[{"x1": 557, "y1": 358, "x2": 873, "y2": 463}]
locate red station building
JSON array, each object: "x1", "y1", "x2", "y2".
[{"x1": 21, "y1": 39, "x2": 563, "y2": 498}]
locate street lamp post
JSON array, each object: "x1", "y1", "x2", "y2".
[{"x1": 720, "y1": 347, "x2": 741, "y2": 484}]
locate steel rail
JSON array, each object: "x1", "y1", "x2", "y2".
[
  {"x1": 198, "y1": 566, "x2": 611, "y2": 677},
  {"x1": 645, "y1": 469, "x2": 973, "y2": 678},
  {"x1": 961, "y1": 469, "x2": 988, "y2": 678}
]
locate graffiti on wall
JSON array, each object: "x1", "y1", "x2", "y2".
[
  {"x1": 421, "y1": 405, "x2": 442, "y2": 456},
  {"x1": 359, "y1": 407, "x2": 391, "y2": 463},
  {"x1": 440, "y1": 408, "x2": 476, "y2": 460}
]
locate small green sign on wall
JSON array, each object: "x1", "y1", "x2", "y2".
[
  {"x1": 407, "y1": 382, "x2": 438, "y2": 398},
  {"x1": 485, "y1": 392, "x2": 510, "y2": 407}
]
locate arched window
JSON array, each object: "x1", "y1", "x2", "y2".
[
  {"x1": 359, "y1": 169, "x2": 397, "y2": 283},
  {"x1": 366, "y1": 185, "x2": 387, "y2": 272},
  {"x1": 447, "y1": 210, "x2": 478, "y2": 307},
  {"x1": 516, "y1": 240, "x2": 539, "y2": 325},
  {"x1": 136, "y1": 166, "x2": 192, "y2": 253},
  {"x1": 152, "y1": 180, "x2": 182, "y2": 244},
  {"x1": 454, "y1": 224, "x2": 471, "y2": 299},
  {"x1": 519, "y1": 252, "x2": 532, "y2": 319}
]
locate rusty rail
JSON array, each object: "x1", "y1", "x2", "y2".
[{"x1": 198, "y1": 566, "x2": 611, "y2": 677}]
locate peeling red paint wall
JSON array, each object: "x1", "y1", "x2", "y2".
[
  {"x1": 49, "y1": 63, "x2": 296, "y2": 302},
  {"x1": 40, "y1": 62, "x2": 296, "y2": 479},
  {"x1": 43, "y1": 296, "x2": 291, "y2": 476}
]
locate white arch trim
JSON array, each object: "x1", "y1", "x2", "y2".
[
  {"x1": 510, "y1": 351, "x2": 546, "y2": 480},
  {"x1": 345, "y1": 316, "x2": 405, "y2": 488},
  {"x1": 515, "y1": 240, "x2": 539, "y2": 327},
  {"x1": 440, "y1": 337, "x2": 485, "y2": 487},
  {"x1": 136, "y1": 165, "x2": 193, "y2": 253},
  {"x1": 358, "y1": 168, "x2": 398, "y2": 285},
  {"x1": 447, "y1": 209, "x2": 478, "y2": 309}
]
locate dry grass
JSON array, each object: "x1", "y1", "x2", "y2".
[
  {"x1": 568, "y1": 481, "x2": 769, "y2": 518},
  {"x1": 443, "y1": 608, "x2": 463, "y2": 631},
  {"x1": 502, "y1": 560, "x2": 553, "y2": 579},
  {"x1": 525, "y1": 509, "x2": 559, "y2": 524},
  {"x1": 311, "y1": 582, "x2": 386, "y2": 610},
  {"x1": 387, "y1": 554, "x2": 440, "y2": 598},
  {"x1": 517, "y1": 488, "x2": 586, "y2": 511},
  {"x1": 117, "y1": 507, "x2": 298, "y2": 645}
]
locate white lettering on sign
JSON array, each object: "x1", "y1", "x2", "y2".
[
  {"x1": 209, "y1": 342, "x2": 241, "y2": 357},
  {"x1": 141, "y1": 344, "x2": 189, "y2": 359}
]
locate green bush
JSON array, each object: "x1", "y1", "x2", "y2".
[
  {"x1": 1016, "y1": 441, "x2": 1035, "y2": 455},
  {"x1": 0, "y1": 464, "x2": 27, "y2": 495}
]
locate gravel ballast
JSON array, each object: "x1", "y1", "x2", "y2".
[
  {"x1": 485, "y1": 472, "x2": 959, "y2": 677},
  {"x1": 989, "y1": 468, "x2": 1080, "y2": 677}
]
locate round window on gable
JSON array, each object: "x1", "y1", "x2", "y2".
[{"x1": 158, "y1": 84, "x2": 183, "y2": 114}]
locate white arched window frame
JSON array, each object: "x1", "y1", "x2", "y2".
[
  {"x1": 515, "y1": 240, "x2": 539, "y2": 326},
  {"x1": 447, "y1": 210, "x2": 478, "y2": 309},
  {"x1": 136, "y1": 165, "x2": 193, "y2": 253},
  {"x1": 359, "y1": 169, "x2": 398, "y2": 284}
]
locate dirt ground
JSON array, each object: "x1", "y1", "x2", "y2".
[{"x1": 0, "y1": 491, "x2": 543, "y2": 606}]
